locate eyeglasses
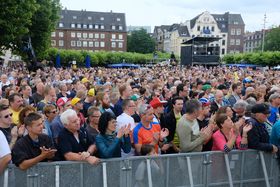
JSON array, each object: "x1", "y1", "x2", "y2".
[
  {"x1": 3, "y1": 113, "x2": 12, "y2": 118},
  {"x1": 91, "y1": 115, "x2": 101, "y2": 118},
  {"x1": 48, "y1": 110, "x2": 57, "y2": 114}
]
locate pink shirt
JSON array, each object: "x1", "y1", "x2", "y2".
[{"x1": 212, "y1": 130, "x2": 245, "y2": 152}]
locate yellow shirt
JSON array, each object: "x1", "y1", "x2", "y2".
[
  {"x1": 10, "y1": 108, "x2": 22, "y2": 126},
  {"x1": 173, "y1": 113, "x2": 182, "y2": 147}
]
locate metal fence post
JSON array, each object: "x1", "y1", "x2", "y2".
[
  {"x1": 186, "y1": 156, "x2": 194, "y2": 187},
  {"x1": 55, "y1": 165, "x2": 60, "y2": 187},
  {"x1": 3, "y1": 169, "x2": 8, "y2": 187},
  {"x1": 259, "y1": 151, "x2": 271, "y2": 187},
  {"x1": 165, "y1": 157, "x2": 170, "y2": 187},
  {"x1": 102, "y1": 162, "x2": 108, "y2": 187},
  {"x1": 146, "y1": 159, "x2": 153, "y2": 187},
  {"x1": 224, "y1": 154, "x2": 234, "y2": 187}
]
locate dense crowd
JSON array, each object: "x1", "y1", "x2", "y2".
[{"x1": 0, "y1": 64, "x2": 280, "y2": 175}]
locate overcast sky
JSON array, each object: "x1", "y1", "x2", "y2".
[{"x1": 60, "y1": 0, "x2": 280, "y2": 32}]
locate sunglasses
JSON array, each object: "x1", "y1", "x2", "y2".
[
  {"x1": 48, "y1": 110, "x2": 57, "y2": 114},
  {"x1": 3, "y1": 113, "x2": 12, "y2": 118}
]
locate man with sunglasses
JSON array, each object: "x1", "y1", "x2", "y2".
[{"x1": 0, "y1": 104, "x2": 20, "y2": 149}]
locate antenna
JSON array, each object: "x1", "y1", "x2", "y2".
[{"x1": 261, "y1": 13, "x2": 267, "y2": 52}]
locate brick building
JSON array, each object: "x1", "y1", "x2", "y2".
[{"x1": 51, "y1": 9, "x2": 127, "y2": 52}]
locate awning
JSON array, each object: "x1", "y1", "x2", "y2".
[{"x1": 182, "y1": 36, "x2": 221, "y2": 44}]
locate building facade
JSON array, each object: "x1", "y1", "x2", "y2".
[
  {"x1": 154, "y1": 11, "x2": 245, "y2": 56},
  {"x1": 51, "y1": 9, "x2": 127, "y2": 52}
]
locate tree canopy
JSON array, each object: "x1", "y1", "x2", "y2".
[
  {"x1": 264, "y1": 27, "x2": 280, "y2": 51},
  {"x1": 0, "y1": 0, "x2": 61, "y2": 60},
  {"x1": 127, "y1": 29, "x2": 156, "y2": 54}
]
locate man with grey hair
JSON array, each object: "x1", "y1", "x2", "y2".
[
  {"x1": 268, "y1": 93, "x2": 280, "y2": 124},
  {"x1": 133, "y1": 104, "x2": 169, "y2": 155},
  {"x1": 57, "y1": 109, "x2": 99, "y2": 165},
  {"x1": 232, "y1": 100, "x2": 248, "y2": 122}
]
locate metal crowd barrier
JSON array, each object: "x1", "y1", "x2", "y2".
[{"x1": 0, "y1": 150, "x2": 279, "y2": 187}]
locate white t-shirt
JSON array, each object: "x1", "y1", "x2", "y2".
[
  {"x1": 116, "y1": 112, "x2": 136, "y2": 131},
  {"x1": 0, "y1": 131, "x2": 11, "y2": 158}
]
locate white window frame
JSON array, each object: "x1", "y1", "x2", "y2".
[
  {"x1": 59, "y1": 23, "x2": 64, "y2": 27},
  {"x1": 83, "y1": 33, "x2": 88, "y2": 38},
  {"x1": 231, "y1": 29, "x2": 235, "y2": 35},
  {"x1": 71, "y1": 32, "x2": 76, "y2": 38},
  {"x1": 112, "y1": 34, "x2": 116, "y2": 39},
  {"x1": 77, "y1": 33, "x2": 81, "y2": 38},
  {"x1": 51, "y1": 32, "x2": 56, "y2": 37},
  {"x1": 89, "y1": 33, "x2": 93, "y2": 38},
  {"x1": 119, "y1": 26, "x2": 123, "y2": 30},
  {"x1": 118, "y1": 42, "x2": 123, "y2": 48},
  {"x1": 95, "y1": 33, "x2": 99, "y2": 38},
  {"x1": 95, "y1": 41, "x2": 99, "y2": 47},
  {"x1": 100, "y1": 25, "x2": 104, "y2": 29},
  {"x1": 83, "y1": 41, "x2": 88, "y2": 47},
  {"x1": 112, "y1": 25, "x2": 116, "y2": 30},
  {"x1": 89, "y1": 24, "x2": 93, "y2": 29},
  {"x1": 118, "y1": 34, "x2": 123, "y2": 40},
  {"x1": 89, "y1": 42, "x2": 93, "y2": 47},
  {"x1": 111, "y1": 42, "x2": 116, "y2": 48},
  {"x1": 51, "y1": 40, "x2": 56, "y2": 46},
  {"x1": 95, "y1": 25, "x2": 99, "y2": 29},
  {"x1": 77, "y1": 41, "x2": 81, "y2": 47},
  {"x1": 71, "y1": 23, "x2": 75, "y2": 28},
  {"x1": 59, "y1": 32, "x2": 64, "y2": 37},
  {"x1": 58, "y1": 40, "x2": 64, "y2": 47},
  {"x1": 77, "y1": 24, "x2": 81, "y2": 28},
  {"x1": 71, "y1": 41, "x2": 76, "y2": 47},
  {"x1": 100, "y1": 42, "x2": 105, "y2": 47},
  {"x1": 101, "y1": 33, "x2": 105, "y2": 39},
  {"x1": 230, "y1": 39, "x2": 235, "y2": 45}
]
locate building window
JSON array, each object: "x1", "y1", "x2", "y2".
[
  {"x1": 73, "y1": 16, "x2": 77, "y2": 19},
  {"x1": 71, "y1": 41, "x2": 76, "y2": 47},
  {"x1": 231, "y1": 29, "x2": 235, "y2": 35},
  {"x1": 118, "y1": 42, "x2": 123, "y2": 48},
  {"x1": 88, "y1": 16, "x2": 92, "y2": 20},
  {"x1": 71, "y1": 32, "x2": 76, "y2": 38},
  {"x1": 82, "y1": 24, "x2": 87, "y2": 29},
  {"x1": 77, "y1": 24, "x2": 81, "y2": 28},
  {"x1": 59, "y1": 32, "x2": 64, "y2": 37},
  {"x1": 100, "y1": 42, "x2": 105, "y2": 47},
  {"x1": 60, "y1": 15, "x2": 64, "y2": 19},
  {"x1": 100, "y1": 25, "x2": 104, "y2": 29},
  {"x1": 222, "y1": 34, "x2": 226, "y2": 37},
  {"x1": 230, "y1": 39, "x2": 235, "y2": 45},
  {"x1": 59, "y1": 23, "x2": 64, "y2": 27},
  {"x1": 236, "y1": 39, "x2": 240, "y2": 45},
  {"x1": 95, "y1": 41, "x2": 99, "y2": 47},
  {"x1": 51, "y1": 32, "x2": 56, "y2": 37},
  {"x1": 101, "y1": 33, "x2": 105, "y2": 39},
  {"x1": 211, "y1": 26, "x2": 215, "y2": 32},
  {"x1": 89, "y1": 42, "x2": 93, "y2": 47},
  {"x1": 112, "y1": 25, "x2": 116, "y2": 30},
  {"x1": 95, "y1": 25, "x2": 99, "y2": 29},
  {"x1": 112, "y1": 34, "x2": 116, "y2": 39},
  {"x1": 117, "y1": 18, "x2": 121, "y2": 21},
  {"x1": 222, "y1": 40, "x2": 225, "y2": 46},
  {"x1": 95, "y1": 33, "x2": 99, "y2": 38},
  {"x1": 83, "y1": 33, "x2": 88, "y2": 38},
  {"x1": 222, "y1": 48, "x2": 225, "y2": 54},
  {"x1": 119, "y1": 26, "x2": 123, "y2": 30},
  {"x1": 51, "y1": 40, "x2": 56, "y2": 46},
  {"x1": 119, "y1": 34, "x2": 123, "y2": 40},
  {"x1": 111, "y1": 42, "x2": 116, "y2": 48},
  {"x1": 89, "y1": 33, "x2": 93, "y2": 38},
  {"x1": 77, "y1": 33, "x2": 81, "y2": 38},
  {"x1": 89, "y1": 24, "x2": 93, "y2": 29},
  {"x1": 236, "y1": 29, "x2": 241, "y2": 35},
  {"x1": 77, "y1": 41, "x2": 81, "y2": 47},
  {"x1": 197, "y1": 26, "x2": 200, "y2": 31},
  {"x1": 59, "y1": 40, "x2": 64, "y2": 46},
  {"x1": 222, "y1": 24, "x2": 225, "y2": 28},
  {"x1": 100, "y1": 17, "x2": 104, "y2": 20},
  {"x1": 83, "y1": 41, "x2": 88, "y2": 47},
  {"x1": 234, "y1": 21, "x2": 239, "y2": 25},
  {"x1": 71, "y1": 24, "x2": 75, "y2": 28}
]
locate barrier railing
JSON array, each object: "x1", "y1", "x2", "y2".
[{"x1": 1, "y1": 150, "x2": 279, "y2": 187}]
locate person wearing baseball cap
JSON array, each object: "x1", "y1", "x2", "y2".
[
  {"x1": 197, "y1": 98, "x2": 213, "y2": 151},
  {"x1": 82, "y1": 88, "x2": 95, "y2": 117},
  {"x1": 247, "y1": 103, "x2": 279, "y2": 154},
  {"x1": 149, "y1": 97, "x2": 167, "y2": 125},
  {"x1": 71, "y1": 97, "x2": 86, "y2": 127}
]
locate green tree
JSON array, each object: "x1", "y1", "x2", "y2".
[
  {"x1": 0, "y1": 0, "x2": 38, "y2": 52},
  {"x1": 264, "y1": 27, "x2": 280, "y2": 51},
  {"x1": 127, "y1": 29, "x2": 155, "y2": 53},
  {"x1": 0, "y1": 0, "x2": 60, "y2": 59}
]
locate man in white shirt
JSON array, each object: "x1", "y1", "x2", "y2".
[
  {"x1": 0, "y1": 130, "x2": 11, "y2": 173},
  {"x1": 116, "y1": 99, "x2": 136, "y2": 157}
]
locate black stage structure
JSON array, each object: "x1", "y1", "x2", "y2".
[{"x1": 180, "y1": 36, "x2": 221, "y2": 66}]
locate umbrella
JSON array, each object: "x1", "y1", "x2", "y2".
[
  {"x1": 85, "y1": 55, "x2": 91, "y2": 68},
  {"x1": 55, "y1": 54, "x2": 61, "y2": 68}
]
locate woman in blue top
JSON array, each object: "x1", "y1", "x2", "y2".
[{"x1": 96, "y1": 112, "x2": 131, "y2": 158}]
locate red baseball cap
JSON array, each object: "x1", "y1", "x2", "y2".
[
  {"x1": 150, "y1": 97, "x2": 167, "y2": 108},
  {"x1": 56, "y1": 97, "x2": 70, "y2": 107}
]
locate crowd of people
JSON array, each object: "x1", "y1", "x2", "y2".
[{"x1": 0, "y1": 64, "x2": 280, "y2": 174}]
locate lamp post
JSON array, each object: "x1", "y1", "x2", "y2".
[{"x1": 261, "y1": 13, "x2": 267, "y2": 52}]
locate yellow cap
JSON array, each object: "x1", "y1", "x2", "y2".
[
  {"x1": 88, "y1": 88, "x2": 95, "y2": 96},
  {"x1": 71, "y1": 97, "x2": 81, "y2": 106},
  {"x1": 81, "y1": 77, "x2": 89, "y2": 84}
]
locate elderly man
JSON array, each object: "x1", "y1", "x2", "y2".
[
  {"x1": 57, "y1": 109, "x2": 99, "y2": 165},
  {"x1": 86, "y1": 106, "x2": 101, "y2": 140},
  {"x1": 210, "y1": 90, "x2": 224, "y2": 114},
  {"x1": 12, "y1": 112, "x2": 57, "y2": 170},
  {"x1": 133, "y1": 104, "x2": 169, "y2": 155}
]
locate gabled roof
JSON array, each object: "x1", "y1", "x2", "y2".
[
  {"x1": 177, "y1": 25, "x2": 190, "y2": 37},
  {"x1": 59, "y1": 9, "x2": 126, "y2": 32}
]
